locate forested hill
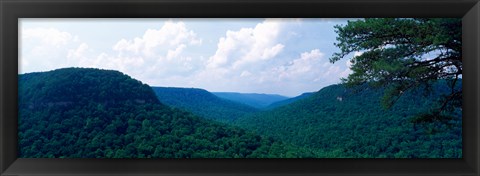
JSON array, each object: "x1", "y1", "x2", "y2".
[
  {"x1": 212, "y1": 92, "x2": 289, "y2": 109},
  {"x1": 18, "y1": 68, "x2": 313, "y2": 158},
  {"x1": 19, "y1": 67, "x2": 160, "y2": 109},
  {"x1": 235, "y1": 81, "x2": 462, "y2": 158},
  {"x1": 152, "y1": 87, "x2": 259, "y2": 122}
]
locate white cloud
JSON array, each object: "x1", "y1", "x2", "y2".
[
  {"x1": 260, "y1": 44, "x2": 285, "y2": 60},
  {"x1": 268, "y1": 49, "x2": 325, "y2": 81},
  {"x1": 207, "y1": 19, "x2": 285, "y2": 70},
  {"x1": 21, "y1": 21, "x2": 204, "y2": 82},
  {"x1": 182, "y1": 19, "x2": 291, "y2": 94},
  {"x1": 20, "y1": 27, "x2": 83, "y2": 73},
  {"x1": 22, "y1": 27, "x2": 75, "y2": 47},
  {"x1": 67, "y1": 43, "x2": 89, "y2": 59},
  {"x1": 166, "y1": 44, "x2": 186, "y2": 60},
  {"x1": 113, "y1": 38, "x2": 141, "y2": 54},
  {"x1": 193, "y1": 48, "x2": 348, "y2": 96},
  {"x1": 323, "y1": 65, "x2": 341, "y2": 77},
  {"x1": 192, "y1": 45, "x2": 349, "y2": 96},
  {"x1": 113, "y1": 21, "x2": 201, "y2": 57},
  {"x1": 339, "y1": 68, "x2": 352, "y2": 79},
  {"x1": 240, "y1": 70, "x2": 252, "y2": 77},
  {"x1": 252, "y1": 49, "x2": 351, "y2": 95},
  {"x1": 20, "y1": 19, "x2": 351, "y2": 97},
  {"x1": 88, "y1": 20, "x2": 204, "y2": 84},
  {"x1": 95, "y1": 53, "x2": 145, "y2": 71}
]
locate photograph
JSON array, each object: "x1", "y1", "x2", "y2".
[{"x1": 18, "y1": 18, "x2": 462, "y2": 158}]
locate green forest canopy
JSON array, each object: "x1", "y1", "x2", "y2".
[
  {"x1": 18, "y1": 68, "x2": 313, "y2": 158},
  {"x1": 234, "y1": 82, "x2": 461, "y2": 158}
]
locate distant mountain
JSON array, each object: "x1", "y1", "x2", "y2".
[
  {"x1": 152, "y1": 87, "x2": 259, "y2": 122},
  {"x1": 265, "y1": 92, "x2": 314, "y2": 110},
  {"x1": 18, "y1": 68, "x2": 312, "y2": 158},
  {"x1": 235, "y1": 81, "x2": 462, "y2": 158},
  {"x1": 212, "y1": 92, "x2": 289, "y2": 109}
]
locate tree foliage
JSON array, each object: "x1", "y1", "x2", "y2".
[
  {"x1": 235, "y1": 82, "x2": 462, "y2": 158},
  {"x1": 18, "y1": 68, "x2": 312, "y2": 158},
  {"x1": 330, "y1": 18, "x2": 462, "y2": 120},
  {"x1": 18, "y1": 65, "x2": 462, "y2": 158}
]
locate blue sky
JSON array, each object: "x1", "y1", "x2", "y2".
[{"x1": 20, "y1": 18, "x2": 359, "y2": 97}]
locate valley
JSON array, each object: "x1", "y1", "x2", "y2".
[{"x1": 18, "y1": 68, "x2": 462, "y2": 158}]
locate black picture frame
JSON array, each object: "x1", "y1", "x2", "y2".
[{"x1": 1, "y1": 0, "x2": 479, "y2": 175}]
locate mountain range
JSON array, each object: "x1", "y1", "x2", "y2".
[
  {"x1": 18, "y1": 67, "x2": 462, "y2": 158},
  {"x1": 152, "y1": 87, "x2": 258, "y2": 122},
  {"x1": 18, "y1": 68, "x2": 312, "y2": 158},
  {"x1": 212, "y1": 92, "x2": 289, "y2": 109}
]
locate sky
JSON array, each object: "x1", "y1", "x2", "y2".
[{"x1": 19, "y1": 18, "x2": 359, "y2": 97}]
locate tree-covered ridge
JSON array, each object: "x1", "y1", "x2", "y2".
[
  {"x1": 212, "y1": 92, "x2": 289, "y2": 109},
  {"x1": 19, "y1": 68, "x2": 160, "y2": 108},
  {"x1": 265, "y1": 92, "x2": 313, "y2": 110},
  {"x1": 18, "y1": 68, "x2": 311, "y2": 158},
  {"x1": 152, "y1": 87, "x2": 259, "y2": 122},
  {"x1": 234, "y1": 80, "x2": 462, "y2": 158}
]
